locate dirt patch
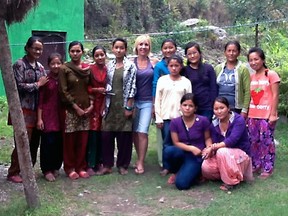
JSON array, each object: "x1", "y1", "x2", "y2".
[
  {"x1": 0, "y1": 164, "x2": 24, "y2": 203},
  {"x1": 0, "y1": 137, "x2": 215, "y2": 215}
]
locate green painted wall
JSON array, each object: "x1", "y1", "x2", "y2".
[{"x1": 0, "y1": 0, "x2": 84, "y2": 96}]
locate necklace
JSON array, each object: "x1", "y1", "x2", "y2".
[
  {"x1": 137, "y1": 57, "x2": 148, "y2": 70},
  {"x1": 182, "y1": 115, "x2": 196, "y2": 130}
]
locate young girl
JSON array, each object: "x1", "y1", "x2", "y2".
[
  {"x1": 86, "y1": 46, "x2": 107, "y2": 176},
  {"x1": 37, "y1": 53, "x2": 63, "y2": 182},
  {"x1": 182, "y1": 42, "x2": 217, "y2": 121},
  {"x1": 99, "y1": 38, "x2": 137, "y2": 175},
  {"x1": 132, "y1": 34, "x2": 158, "y2": 175},
  {"x1": 247, "y1": 47, "x2": 280, "y2": 179},
  {"x1": 58, "y1": 41, "x2": 93, "y2": 180},
  {"x1": 7, "y1": 36, "x2": 48, "y2": 183},
  {"x1": 152, "y1": 38, "x2": 177, "y2": 169},
  {"x1": 164, "y1": 93, "x2": 211, "y2": 190},
  {"x1": 155, "y1": 54, "x2": 192, "y2": 176}
]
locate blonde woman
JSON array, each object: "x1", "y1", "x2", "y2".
[{"x1": 132, "y1": 35, "x2": 158, "y2": 174}]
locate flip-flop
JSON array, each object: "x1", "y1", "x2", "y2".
[
  {"x1": 167, "y1": 174, "x2": 176, "y2": 184},
  {"x1": 134, "y1": 167, "x2": 145, "y2": 175},
  {"x1": 68, "y1": 171, "x2": 79, "y2": 180},
  {"x1": 79, "y1": 171, "x2": 90, "y2": 178},
  {"x1": 258, "y1": 172, "x2": 272, "y2": 180}
]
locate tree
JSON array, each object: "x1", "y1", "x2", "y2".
[
  {"x1": 224, "y1": 0, "x2": 288, "y2": 46},
  {"x1": 0, "y1": 0, "x2": 40, "y2": 208}
]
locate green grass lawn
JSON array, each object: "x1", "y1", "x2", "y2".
[{"x1": 0, "y1": 104, "x2": 288, "y2": 215}]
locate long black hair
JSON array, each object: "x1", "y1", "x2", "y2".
[
  {"x1": 24, "y1": 36, "x2": 43, "y2": 53},
  {"x1": 68, "y1": 41, "x2": 84, "y2": 52},
  {"x1": 184, "y1": 41, "x2": 208, "y2": 82},
  {"x1": 247, "y1": 47, "x2": 268, "y2": 70},
  {"x1": 180, "y1": 93, "x2": 198, "y2": 108}
]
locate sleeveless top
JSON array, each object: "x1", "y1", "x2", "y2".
[{"x1": 134, "y1": 57, "x2": 153, "y2": 102}]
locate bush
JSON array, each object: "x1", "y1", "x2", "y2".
[
  {"x1": 0, "y1": 96, "x2": 12, "y2": 137},
  {"x1": 262, "y1": 30, "x2": 288, "y2": 117}
]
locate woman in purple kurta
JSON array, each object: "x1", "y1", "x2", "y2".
[
  {"x1": 163, "y1": 93, "x2": 211, "y2": 190},
  {"x1": 37, "y1": 53, "x2": 63, "y2": 182},
  {"x1": 202, "y1": 97, "x2": 253, "y2": 191}
]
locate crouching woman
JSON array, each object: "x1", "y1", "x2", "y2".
[
  {"x1": 201, "y1": 96, "x2": 253, "y2": 191},
  {"x1": 164, "y1": 93, "x2": 211, "y2": 190}
]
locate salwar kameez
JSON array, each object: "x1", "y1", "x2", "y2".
[{"x1": 202, "y1": 148, "x2": 253, "y2": 185}]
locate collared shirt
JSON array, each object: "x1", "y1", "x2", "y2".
[
  {"x1": 210, "y1": 112, "x2": 250, "y2": 155},
  {"x1": 13, "y1": 56, "x2": 46, "y2": 111}
]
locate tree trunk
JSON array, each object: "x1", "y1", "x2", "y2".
[
  {"x1": 255, "y1": 23, "x2": 259, "y2": 47},
  {"x1": 0, "y1": 18, "x2": 40, "y2": 208}
]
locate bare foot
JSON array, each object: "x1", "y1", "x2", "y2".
[
  {"x1": 167, "y1": 174, "x2": 176, "y2": 184},
  {"x1": 44, "y1": 172, "x2": 56, "y2": 182}
]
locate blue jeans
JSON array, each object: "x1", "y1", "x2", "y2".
[
  {"x1": 196, "y1": 109, "x2": 213, "y2": 122},
  {"x1": 164, "y1": 146, "x2": 202, "y2": 190},
  {"x1": 133, "y1": 101, "x2": 153, "y2": 134},
  {"x1": 161, "y1": 120, "x2": 172, "y2": 169}
]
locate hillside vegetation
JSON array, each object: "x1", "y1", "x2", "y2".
[{"x1": 84, "y1": 0, "x2": 288, "y2": 116}]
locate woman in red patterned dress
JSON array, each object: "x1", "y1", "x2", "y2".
[{"x1": 86, "y1": 46, "x2": 107, "y2": 175}]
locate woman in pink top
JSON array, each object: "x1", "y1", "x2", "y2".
[{"x1": 247, "y1": 47, "x2": 280, "y2": 179}]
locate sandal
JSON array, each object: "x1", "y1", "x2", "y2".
[
  {"x1": 78, "y1": 171, "x2": 89, "y2": 178},
  {"x1": 68, "y1": 171, "x2": 79, "y2": 180},
  {"x1": 134, "y1": 163, "x2": 145, "y2": 175},
  {"x1": 167, "y1": 174, "x2": 176, "y2": 185},
  {"x1": 219, "y1": 183, "x2": 234, "y2": 191},
  {"x1": 258, "y1": 172, "x2": 272, "y2": 180},
  {"x1": 118, "y1": 167, "x2": 128, "y2": 175},
  {"x1": 134, "y1": 167, "x2": 145, "y2": 175},
  {"x1": 44, "y1": 172, "x2": 56, "y2": 182}
]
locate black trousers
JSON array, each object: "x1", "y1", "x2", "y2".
[
  {"x1": 8, "y1": 128, "x2": 40, "y2": 177},
  {"x1": 40, "y1": 131, "x2": 63, "y2": 174}
]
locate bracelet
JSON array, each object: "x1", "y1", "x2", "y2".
[{"x1": 124, "y1": 106, "x2": 134, "y2": 111}]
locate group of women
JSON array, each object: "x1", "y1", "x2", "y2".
[{"x1": 7, "y1": 35, "x2": 280, "y2": 192}]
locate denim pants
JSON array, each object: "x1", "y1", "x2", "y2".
[
  {"x1": 196, "y1": 109, "x2": 213, "y2": 122},
  {"x1": 164, "y1": 146, "x2": 202, "y2": 190},
  {"x1": 161, "y1": 120, "x2": 172, "y2": 169}
]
